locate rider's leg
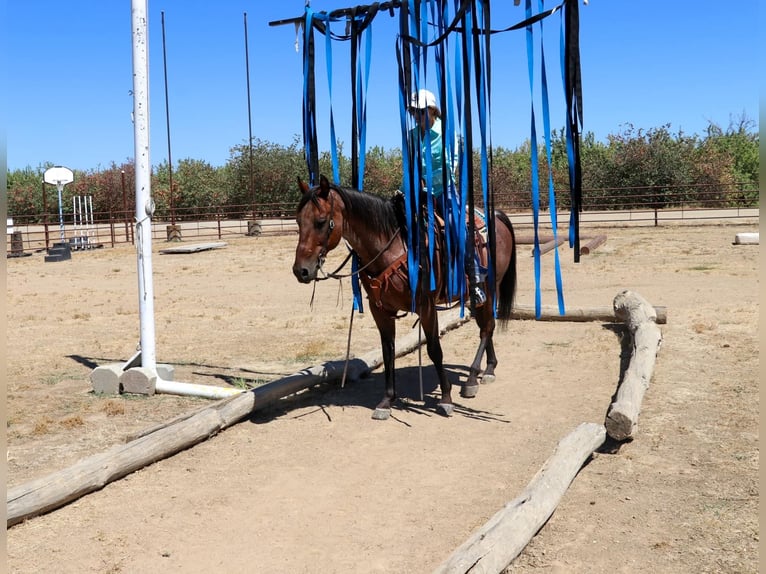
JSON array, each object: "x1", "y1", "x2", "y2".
[{"x1": 465, "y1": 249, "x2": 486, "y2": 308}]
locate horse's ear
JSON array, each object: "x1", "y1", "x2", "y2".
[
  {"x1": 297, "y1": 177, "x2": 310, "y2": 195},
  {"x1": 317, "y1": 174, "x2": 331, "y2": 199}
]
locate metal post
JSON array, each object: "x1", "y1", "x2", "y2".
[
  {"x1": 161, "y1": 11, "x2": 175, "y2": 227},
  {"x1": 42, "y1": 179, "x2": 50, "y2": 249},
  {"x1": 131, "y1": 0, "x2": 157, "y2": 372},
  {"x1": 56, "y1": 183, "x2": 65, "y2": 242},
  {"x1": 244, "y1": 12, "x2": 255, "y2": 218}
]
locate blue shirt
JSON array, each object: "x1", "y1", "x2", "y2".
[{"x1": 412, "y1": 117, "x2": 457, "y2": 198}]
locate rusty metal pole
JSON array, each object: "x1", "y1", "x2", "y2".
[
  {"x1": 42, "y1": 178, "x2": 50, "y2": 249},
  {"x1": 121, "y1": 169, "x2": 130, "y2": 243}
]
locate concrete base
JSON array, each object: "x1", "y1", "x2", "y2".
[
  {"x1": 91, "y1": 362, "x2": 175, "y2": 395},
  {"x1": 121, "y1": 367, "x2": 157, "y2": 395},
  {"x1": 91, "y1": 364, "x2": 123, "y2": 395}
]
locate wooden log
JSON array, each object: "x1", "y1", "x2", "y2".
[
  {"x1": 7, "y1": 309, "x2": 470, "y2": 527},
  {"x1": 433, "y1": 422, "x2": 606, "y2": 574},
  {"x1": 532, "y1": 236, "x2": 566, "y2": 256},
  {"x1": 579, "y1": 234, "x2": 607, "y2": 255},
  {"x1": 511, "y1": 303, "x2": 667, "y2": 325},
  {"x1": 604, "y1": 290, "x2": 663, "y2": 441},
  {"x1": 514, "y1": 234, "x2": 555, "y2": 245}
]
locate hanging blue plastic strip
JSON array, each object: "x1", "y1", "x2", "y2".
[
  {"x1": 538, "y1": 0, "x2": 565, "y2": 315},
  {"x1": 350, "y1": 19, "x2": 373, "y2": 313},
  {"x1": 417, "y1": 1, "x2": 437, "y2": 292},
  {"x1": 475, "y1": 0, "x2": 495, "y2": 316},
  {"x1": 397, "y1": 28, "x2": 419, "y2": 312},
  {"x1": 560, "y1": 8, "x2": 577, "y2": 247},
  {"x1": 525, "y1": 0, "x2": 542, "y2": 319},
  {"x1": 302, "y1": 7, "x2": 316, "y2": 184},
  {"x1": 323, "y1": 16, "x2": 340, "y2": 185},
  {"x1": 357, "y1": 23, "x2": 372, "y2": 191}
]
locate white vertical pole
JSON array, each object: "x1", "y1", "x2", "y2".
[
  {"x1": 131, "y1": 0, "x2": 157, "y2": 372},
  {"x1": 57, "y1": 183, "x2": 65, "y2": 241},
  {"x1": 88, "y1": 195, "x2": 94, "y2": 245}
]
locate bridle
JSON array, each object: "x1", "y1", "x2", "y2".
[{"x1": 305, "y1": 186, "x2": 401, "y2": 282}]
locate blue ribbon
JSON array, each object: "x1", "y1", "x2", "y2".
[
  {"x1": 538, "y1": 0, "x2": 565, "y2": 315},
  {"x1": 525, "y1": 0, "x2": 543, "y2": 319}
]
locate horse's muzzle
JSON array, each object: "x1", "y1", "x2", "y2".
[{"x1": 293, "y1": 262, "x2": 317, "y2": 283}]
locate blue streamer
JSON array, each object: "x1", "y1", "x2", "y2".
[
  {"x1": 560, "y1": 8, "x2": 577, "y2": 247},
  {"x1": 525, "y1": 0, "x2": 542, "y2": 319},
  {"x1": 538, "y1": 0, "x2": 566, "y2": 315},
  {"x1": 323, "y1": 15, "x2": 340, "y2": 185},
  {"x1": 302, "y1": 7, "x2": 316, "y2": 184}
]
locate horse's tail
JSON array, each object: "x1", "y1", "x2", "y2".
[{"x1": 495, "y1": 210, "x2": 517, "y2": 329}]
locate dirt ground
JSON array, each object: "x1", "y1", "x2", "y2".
[{"x1": 6, "y1": 219, "x2": 760, "y2": 573}]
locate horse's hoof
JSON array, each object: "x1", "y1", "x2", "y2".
[
  {"x1": 461, "y1": 384, "x2": 479, "y2": 398},
  {"x1": 372, "y1": 408, "x2": 391, "y2": 420},
  {"x1": 436, "y1": 403, "x2": 455, "y2": 417},
  {"x1": 481, "y1": 373, "x2": 496, "y2": 385}
]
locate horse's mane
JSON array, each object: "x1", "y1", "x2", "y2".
[{"x1": 299, "y1": 182, "x2": 404, "y2": 238}]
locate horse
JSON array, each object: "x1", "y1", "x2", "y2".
[{"x1": 292, "y1": 174, "x2": 517, "y2": 420}]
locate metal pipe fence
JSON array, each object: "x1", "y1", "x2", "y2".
[{"x1": 6, "y1": 184, "x2": 759, "y2": 256}]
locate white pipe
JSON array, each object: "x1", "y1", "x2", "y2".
[
  {"x1": 128, "y1": 1, "x2": 235, "y2": 402},
  {"x1": 155, "y1": 378, "x2": 244, "y2": 399},
  {"x1": 131, "y1": 0, "x2": 157, "y2": 371}
]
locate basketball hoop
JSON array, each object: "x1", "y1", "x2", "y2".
[{"x1": 44, "y1": 166, "x2": 74, "y2": 242}]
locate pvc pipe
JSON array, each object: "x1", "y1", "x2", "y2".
[
  {"x1": 155, "y1": 378, "x2": 244, "y2": 400},
  {"x1": 131, "y1": 0, "x2": 158, "y2": 371}
]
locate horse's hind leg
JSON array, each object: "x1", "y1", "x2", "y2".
[
  {"x1": 419, "y1": 302, "x2": 454, "y2": 416},
  {"x1": 462, "y1": 337, "x2": 486, "y2": 398},
  {"x1": 482, "y1": 336, "x2": 498, "y2": 384},
  {"x1": 463, "y1": 307, "x2": 497, "y2": 397}
]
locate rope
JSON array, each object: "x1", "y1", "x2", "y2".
[{"x1": 340, "y1": 305, "x2": 355, "y2": 388}]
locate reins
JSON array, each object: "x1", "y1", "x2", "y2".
[{"x1": 315, "y1": 228, "x2": 401, "y2": 281}]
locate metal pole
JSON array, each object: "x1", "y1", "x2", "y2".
[
  {"x1": 161, "y1": 11, "x2": 175, "y2": 226},
  {"x1": 121, "y1": 169, "x2": 129, "y2": 242},
  {"x1": 42, "y1": 179, "x2": 50, "y2": 249},
  {"x1": 244, "y1": 12, "x2": 255, "y2": 217},
  {"x1": 56, "y1": 183, "x2": 66, "y2": 242},
  {"x1": 131, "y1": 0, "x2": 157, "y2": 372}
]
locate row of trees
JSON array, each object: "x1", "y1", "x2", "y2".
[{"x1": 7, "y1": 116, "x2": 759, "y2": 222}]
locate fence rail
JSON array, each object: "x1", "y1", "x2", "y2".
[{"x1": 6, "y1": 184, "x2": 759, "y2": 256}]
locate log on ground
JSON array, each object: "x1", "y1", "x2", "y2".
[
  {"x1": 604, "y1": 290, "x2": 663, "y2": 441},
  {"x1": 7, "y1": 309, "x2": 470, "y2": 527},
  {"x1": 511, "y1": 303, "x2": 667, "y2": 325},
  {"x1": 433, "y1": 422, "x2": 606, "y2": 574},
  {"x1": 579, "y1": 234, "x2": 607, "y2": 255}
]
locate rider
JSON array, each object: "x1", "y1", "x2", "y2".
[{"x1": 408, "y1": 88, "x2": 486, "y2": 308}]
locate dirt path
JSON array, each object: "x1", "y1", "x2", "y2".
[{"x1": 6, "y1": 222, "x2": 759, "y2": 573}]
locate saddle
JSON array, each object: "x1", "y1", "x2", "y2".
[
  {"x1": 360, "y1": 208, "x2": 489, "y2": 309},
  {"x1": 431, "y1": 210, "x2": 490, "y2": 303}
]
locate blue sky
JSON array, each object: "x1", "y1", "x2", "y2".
[{"x1": 7, "y1": 1, "x2": 759, "y2": 172}]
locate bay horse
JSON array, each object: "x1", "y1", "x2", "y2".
[{"x1": 292, "y1": 175, "x2": 517, "y2": 420}]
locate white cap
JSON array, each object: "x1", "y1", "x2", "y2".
[{"x1": 409, "y1": 89, "x2": 440, "y2": 115}]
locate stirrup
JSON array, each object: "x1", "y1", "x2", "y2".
[{"x1": 470, "y1": 285, "x2": 486, "y2": 308}]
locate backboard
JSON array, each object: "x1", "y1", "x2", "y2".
[{"x1": 44, "y1": 166, "x2": 74, "y2": 186}]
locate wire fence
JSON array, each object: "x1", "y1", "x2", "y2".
[{"x1": 6, "y1": 183, "x2": 759, "y2": 256}]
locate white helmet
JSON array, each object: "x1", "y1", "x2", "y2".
[{"x1": 409, "y1": 89, "x2": 440, "y2": 116}]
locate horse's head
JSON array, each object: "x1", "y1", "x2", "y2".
[{"x1": 292, "y1": 175, "x2": 344, "y2": 283}]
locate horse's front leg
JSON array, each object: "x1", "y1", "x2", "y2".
[
  {"x1": 371, "y1": 307, "x2": 397, "y2": 420},
  {"x1": 419, "y1": 301, "x2": 454, "y2": 416}
]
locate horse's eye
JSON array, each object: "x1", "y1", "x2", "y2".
[{"x1": 315, "y1": 218, "x2": 327, "y2": 230}]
